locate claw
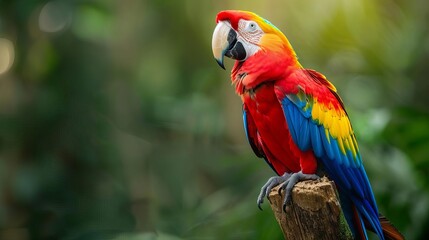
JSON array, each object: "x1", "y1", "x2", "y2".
[
  {"x1": 280, "y1": 171, "x2": 319, "y2": 212},
  {"x1": 258, "y1": 202, "x2": 263, "y2": 211},
  {"x1": 256, "y1": 173, "x2": 291, "y2": 210},
  {"x1": 277, "y1": 184, "x2": 284, "y2": 196}
]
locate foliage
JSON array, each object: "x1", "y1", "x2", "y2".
[{"x1": 0, "y1": 0, "x2": 428, "y2": 239}]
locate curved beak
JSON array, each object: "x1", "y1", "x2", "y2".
[{"x1": 212, "y1": 21, "x2": 246, "y2": 69}]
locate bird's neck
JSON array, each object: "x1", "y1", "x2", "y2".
[{"x1": 231, "y1": 49, "x2": 301, "y2": 95}]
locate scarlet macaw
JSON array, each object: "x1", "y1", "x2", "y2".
[{"x1": 211, "y1": 10, "x2": 403, "y2": 240}]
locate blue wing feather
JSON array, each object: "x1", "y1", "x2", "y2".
[
  {"x1": 286, "y1": 104, "x2": 299, "y2": 144},
  {"x1": 243, "y1": 109, "x2": 250, "y2": 140},
  {"x1": 310, "y1": 123, "x2": 323, "y2": 157},
  {"x1": 299, "y1": 118, "x2": 311, "y2": 150},
  {"x1": 330, "y1": 137, "x2": 344, "y2": 165},
  {"x1": 346, "y1": 150, "x2": 355, "y2": 168},
  {"x1": 279, "y1": 96, "x2": 384, "y2": 240},
  {"x1": 320, "y1": 125, "x2": 335, "y2": 159}
]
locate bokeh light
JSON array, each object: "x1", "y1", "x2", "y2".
[
  {"x1": 0, "y1": 38, "x2": 14, "y2": 75},
  {"x1": 38, "y1": 1, "x2": 72, "y2": 33}
]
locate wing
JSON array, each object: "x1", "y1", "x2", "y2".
[
  {"x1": 275, "y1": 69, "x2": 383, "y2": 239},
  {"x1": 242, "y1": 104, "x2": 279, "y2": 174}
]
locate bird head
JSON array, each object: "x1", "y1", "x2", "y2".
[{"x1": 212, "y1": 10, "x2": 300, "y2": 94}]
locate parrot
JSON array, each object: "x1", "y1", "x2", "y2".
[{"x1": 211, "y1": 10, "x2": 404, "y2": 240}]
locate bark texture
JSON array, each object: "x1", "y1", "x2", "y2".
[{"x1": 268, "y1": 177, "x2": 353, "y2": 240}]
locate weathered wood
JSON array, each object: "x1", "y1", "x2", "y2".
[{"x1": 268, "y1": 177, "x2": 353, "y2": 240}]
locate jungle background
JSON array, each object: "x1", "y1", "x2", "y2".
[{"x1": 1, "y1": 0, "x2": 429, "y2": 239}]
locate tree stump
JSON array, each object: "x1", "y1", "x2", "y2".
[{"x1": 268, "y1": 177, "x2": 353, "y2": 240}]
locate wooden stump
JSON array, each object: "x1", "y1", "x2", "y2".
[{"x1": 268, "y1": 177, "x2": 353, "y2": 240}]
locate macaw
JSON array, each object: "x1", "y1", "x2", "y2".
[{"x1": 211, "y1": 10, "x2": 403, "y2": 240}]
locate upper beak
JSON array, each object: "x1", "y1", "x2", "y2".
[
  {"x1": 212, "y1": 21, "x2": 247, "y2": 69},
  {"x1": 211, "y1": 21, "x2": 233, "y2": 69}
]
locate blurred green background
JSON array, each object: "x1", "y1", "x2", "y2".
[{"x1": 1, "y1": 0, "x2": 428, "y2": 239}]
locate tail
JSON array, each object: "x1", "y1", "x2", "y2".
[
  {"x1": 351, "y1": 204, "x2": 367, "y2": 240},
  {"x1": 353, "y1": 209, "x2": 405, "y2": 240},
  {"x1": 378, "y1": 214, "x2": 405, "y2": 240}
]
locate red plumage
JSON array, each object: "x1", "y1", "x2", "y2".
[
  {"x1": 242, "y1": 83, "x2": 300, "y2": 175},
  {"x1": 236, "y1": 61, "x2": 325, "y2": 176}
]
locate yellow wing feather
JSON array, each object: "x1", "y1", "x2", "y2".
[{"x1": 312, "y1": 99, "x2": 358, "y2": 160}]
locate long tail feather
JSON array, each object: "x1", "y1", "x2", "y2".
[
  {"x1": 352, "y1": 204, "x2": 367, "y2": 240},
  {"x1": 379, "y1": 214, "x2": 405, "y2": 240}
]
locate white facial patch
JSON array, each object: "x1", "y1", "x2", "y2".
[{"x1": 237, "y1": 19, "x2": 263, "y2": 59}]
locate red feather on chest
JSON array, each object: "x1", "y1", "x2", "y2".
[{"x1": 242, "y1": 83, "x2": 301, "y2": 174}]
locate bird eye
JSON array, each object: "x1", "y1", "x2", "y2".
[{"x1": 247, "y1": 21, "x2": 257, "y2": 31}]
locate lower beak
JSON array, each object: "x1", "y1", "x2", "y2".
[{"x1": 212, "y1": 21, "x2": 246, "y2": 69}]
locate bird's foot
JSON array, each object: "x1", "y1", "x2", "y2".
[
  {"x1": 257, "y1": 172, "x2": 291, "y2": 210},
  {"x1": 277, "y1": 171, "x2": 319, "y2": 211}
]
